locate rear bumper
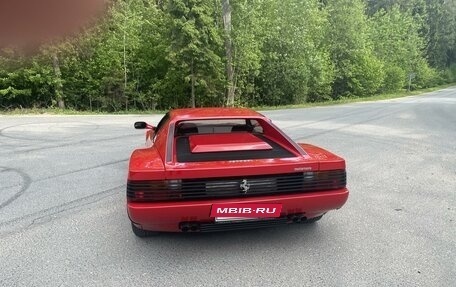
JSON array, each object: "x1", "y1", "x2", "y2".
[{"x1": 127, "y1": 188, "x2": 349, "y2": 232}]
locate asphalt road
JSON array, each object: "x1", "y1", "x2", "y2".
[{"x1": 1, "y1": 88, "x2": 455, "y2": 286}]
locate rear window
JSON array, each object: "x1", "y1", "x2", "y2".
[
  {"x1": 175, "y1": 119, "x2": 263, "y2": 136},
  {"x1": 173, "y1": 118, "x2": 293, "y2": 162}
]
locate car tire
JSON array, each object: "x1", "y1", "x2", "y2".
[
  {"x1": 304, "y1": 215, "x2": 323, "y2": 224},
  {"x1": 131, "y1": 222, "x2": 158, "y2": 237}
]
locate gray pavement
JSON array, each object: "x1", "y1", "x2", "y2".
[{"x1": 0, "y1": 87, "x2": 455, "y2": 286}]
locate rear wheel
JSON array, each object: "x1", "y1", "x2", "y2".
[
  {"x1": 131, "y1": 222, "x2": 159, "y2": 237},
  {"x1": 304, "y1": 215, "x2": 323, "y2": 224}
]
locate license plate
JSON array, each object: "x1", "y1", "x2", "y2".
[{"x1": 210, "y1": 203, "x2": 282, "y2": 218}]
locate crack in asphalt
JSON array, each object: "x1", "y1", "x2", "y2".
[
  {"x1": 0, "y1": 184, "x2": 125, "y2": 237},
  {"x1": 0, "y1": 121, "x2": 100, "y2": 142},
  {"x1": 15, "y1": 133, "x2": 138, "y2": 153},
  {"x1": 0, "y1": 158, "x2": 129, "y2": 192},
  {"x1": 274, "y1": 104, "x2": 391, "y2": 131},
  {"x1": 0, "y1": 167, "x2": 32, "y2": 210}
]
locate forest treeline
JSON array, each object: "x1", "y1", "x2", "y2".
[{"x1": 1, "y1": 0, "x2": 456, "y2": 111}]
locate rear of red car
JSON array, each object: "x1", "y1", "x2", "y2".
[{"x1": 127, "y1": 110, "x2": 348, "y2": 235}]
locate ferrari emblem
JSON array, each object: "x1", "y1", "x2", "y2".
[{"x1": 240, "y1": 179, "x2": 251, "y2": 193}]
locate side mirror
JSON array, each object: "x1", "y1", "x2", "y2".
[{"x1": 134, "y1": 121, "x2": 147, "y2": 129}]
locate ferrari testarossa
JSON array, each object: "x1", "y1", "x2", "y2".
[{"x1": 127, "y1": 108, "x2": 348, "y2": 236}]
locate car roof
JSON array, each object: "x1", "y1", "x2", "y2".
[{"x1": 168, "y1": 107, "x2": 265, "y2": 121}]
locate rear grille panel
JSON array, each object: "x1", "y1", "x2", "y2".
[
  {"x1": 197, "y1": 218, "x2": 289, "y2": 232},
  {"x1": 127, "y1": 170, "x2": 346, "y2": 202}
]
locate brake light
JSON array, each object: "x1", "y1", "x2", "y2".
[
  {"x1": 127, "y1": 180, "x2": 182, "y2": 202},
  {"x1": 316, "y1": 170, "x2": 346, "y2": 190}
]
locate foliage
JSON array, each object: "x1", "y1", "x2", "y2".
[
  {"x1": 325, "y1": 0, "x2": 385, "y2": 98},
  {"x1": 255, "y1": 0, "x2": 334, "y2": 105},
  {"x1": 0, "y1": 0, "x2": 455, "y2": 111},
  {"x1": 166, "y1": 0, "x2": 225, "y2": 108}
]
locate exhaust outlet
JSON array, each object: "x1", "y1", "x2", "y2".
[
  {"x1": 292, "y1": 216, "x2": 301, "y2": 223},
  {"x1": 181, "y1": 224, "x2": 190, "y2": 232}
]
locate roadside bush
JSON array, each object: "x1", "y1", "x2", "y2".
[
  {"x1": 381, "y1": 65, "x2": 406, "y2": 92},
  {"x1": 413, "y1": 59, "x2": 440, "y2": 89},
  {"x1": 349, "y1": 54, "x2": 385, "y2": 96},
  {"x1": 441, "y1": 64, "x2": 456, "y2": 83}
]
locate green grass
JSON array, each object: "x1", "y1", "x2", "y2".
[
  {"x1": 254, "y1": 83, "x2": 456, "y2": 111},
  {"x1": 0, "y1": 107, "x2": 169, "y2": 116},
  {"x1": 1, "y1": 83, "x2": 454, "y2": 115}
]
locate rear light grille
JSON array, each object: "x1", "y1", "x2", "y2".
[
  {"x1": 127, "y1": 170, "x2": 346, "y2": 202},
  {"x1": 197, "y1": 218, "x2": 289, "y2": 232}
]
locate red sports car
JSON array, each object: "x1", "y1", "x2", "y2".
[{"x1": 127, "y1": 108, "x2": 348, "y2": 236}]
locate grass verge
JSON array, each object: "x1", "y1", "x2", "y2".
[
  {"x1": 1, "y1": 83, "x2": 455, "y2": 115},
  {"x1": 254, "y1": 83, "x2": 455, "y2": 111}
]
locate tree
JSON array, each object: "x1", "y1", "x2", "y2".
[
  {"x1": 221, "y1": 0, "x2": 235, "y2": 106},
  {"x1": 246, "y1": 0, "x2": 334, "y2": 105},
  {"x1": 370, "y1": 5, "x2": 433, "y2": 91},
  {"x1": 426, "y1": 0, "x2": 456, "y2": 69},
  {"x1": 325, "y1": 0, "x2": 384, "y2": 98},
  {"x1": 0, "y1": 49, "x2": 55, "y2": 109},
  {"x1": 228, "y1": 0, "x2": 265, "y2": 106},
  {"x1": 166, "y1": 0, "x2": 224, "y2": 108}
]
